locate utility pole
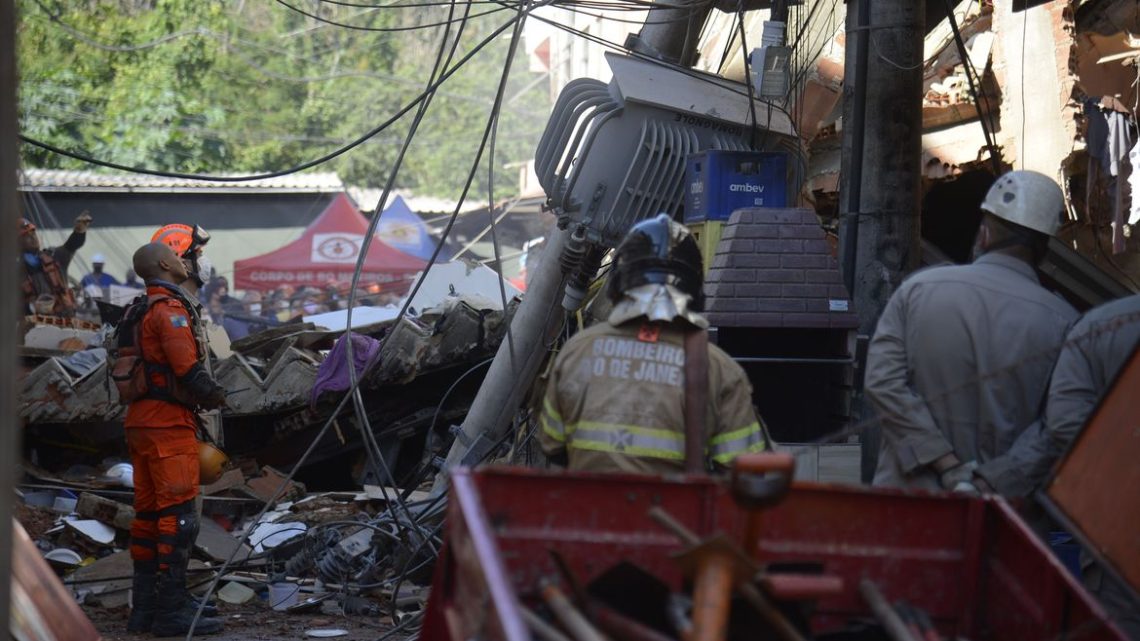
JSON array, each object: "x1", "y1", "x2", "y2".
[
  {"x1": 837, "y1": 0, "x2": 925, "y2": 480},
  {"x1": 1, "y1": 0, "x2": 20, "y2": 632},
  {"x1": 432, "y1": 2, "x2": 714, "y2": 493}
]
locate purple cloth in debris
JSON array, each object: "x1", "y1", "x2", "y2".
[{"x1": 310, "y1": 332, "x2": 382, "y2": 407}]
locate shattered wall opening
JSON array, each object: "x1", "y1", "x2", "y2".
[{"x1": 921, "y1": 169, "x2": 995, "y2": 264}]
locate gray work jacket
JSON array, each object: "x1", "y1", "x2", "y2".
[
  {"x1": 1045, "y1": 294, "x2": 1140, "y2": 461},
  {"x1": 866, "y1": 252, "x2": 1077, "y2": 494}
]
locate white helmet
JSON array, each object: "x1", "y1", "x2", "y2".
[
  {"x1": 979, "y1": 170, "x2": 1065, "y2": 236},
  {"x1": 92, "y1": 253, "x2": 107, "y2": 264}
]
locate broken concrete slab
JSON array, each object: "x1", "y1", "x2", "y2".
[
  {"x1": 65, "y1": 519, "x2": 116, "y2": 545},
  {"x1": 195, "y1": 516, "x2": 252, "y2": 564},
  {"x1": 76, "y1": 492, "x2": 134, "y2": 531},
  {"x1": 67, "y1": 549, "x2": 133, "y2": 609}
]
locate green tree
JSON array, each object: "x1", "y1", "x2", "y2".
[{"x1": 17, "y1": 0, "x2": 551, "y2": 198}]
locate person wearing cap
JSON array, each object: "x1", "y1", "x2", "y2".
[
  {"x1": 19, "y1": 211, "x2": 92, "y2": 317},
  {"x1": 865, "y1": 170, "x2": 1078, "y2": 496},
  {"x1": 80, "y1": 253, "x2": 122, "y2": 289}
]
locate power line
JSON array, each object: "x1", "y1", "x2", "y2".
[{"x1": 272, "y1": 0, "x2": 512, "y2": 32}]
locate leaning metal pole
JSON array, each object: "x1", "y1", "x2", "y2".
[{"x1": 431, "y1": 228, "x2": 567, "y2": 493}]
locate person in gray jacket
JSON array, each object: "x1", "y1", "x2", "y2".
[
  {"x1": 865, "y1": 170, "x2": 1077, "y2": 496},
  {"x1": 1044, "y1": 293, "x2": 1140, "y2": 639}
]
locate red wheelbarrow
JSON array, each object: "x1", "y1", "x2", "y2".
[{"x1": 422, "y1": 464, "x2": 1126, "y2": 641}]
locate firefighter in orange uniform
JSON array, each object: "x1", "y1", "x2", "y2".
[
  {"x1": 125, "y1": 242, "x2": 226, "y2": 637},
  {"x1": 151, "y1": 223, "x2": 212, "y2": 296}
]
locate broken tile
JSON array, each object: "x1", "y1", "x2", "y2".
[{"x1": 195, "y1": 516, "x2": 251, "y2": 564}]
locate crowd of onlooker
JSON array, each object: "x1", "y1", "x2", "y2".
[{"x1": 198, "y1": 276, "x2": 404, "y2": 341}]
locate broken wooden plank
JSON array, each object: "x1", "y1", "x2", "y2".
[{"x1": 241, "y1": 466, "x2": 306, "y2": 504}]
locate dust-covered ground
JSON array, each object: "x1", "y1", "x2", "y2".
[{"x1": 84, "y1": 601, "x2": 415, "y2": 641}]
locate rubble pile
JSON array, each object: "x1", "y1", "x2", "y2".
[
  {"x1": 15, "y1": 280, "x2": 518, "y2": 637},
  {"x1": 19, "y1": 293, "x2": 514, "y2": 479},
  {"x1": 17, "y1": 466, "x2": 436, "y2": 632}
]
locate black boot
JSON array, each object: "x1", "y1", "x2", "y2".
[
  {"x1": 126, "y1": 560, "x2": 158, "y2": 633},
  {"x1": 150, "y1": 511, "x2": 223, "y2": 638},
  {"x1": 188, "y1": 596, "x2": 219, "y2": 618}
]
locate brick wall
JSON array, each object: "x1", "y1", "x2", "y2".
[{"x1": 704, "y1": 208, "x2": 859, "y2": 329}]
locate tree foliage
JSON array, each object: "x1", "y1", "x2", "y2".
[{"x1": 17, "y1": 0, "x2": 551, "y2": 197}]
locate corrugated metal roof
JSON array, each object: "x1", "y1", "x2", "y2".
[{"x1": 18, "y1": 169, "x2": 346, "y2": 193}]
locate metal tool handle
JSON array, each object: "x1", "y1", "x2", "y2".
[
  {"x1": 730, "y1": 453, "x2": 795, "y2": 509},
  {"x1": 731, "y1": 453, "x2": 795, "y2": 566}
]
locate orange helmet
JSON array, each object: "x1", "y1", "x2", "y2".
[
  {"x1": 152, "y1": 223, "x2": 210, "y2": 259},
  {"x1": 198, "y1": 441, "x2": 230, "y2": 485}
]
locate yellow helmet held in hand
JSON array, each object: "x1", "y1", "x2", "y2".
[{"x1": 198, "y1": 441, "x2": 230, "y2": 486}]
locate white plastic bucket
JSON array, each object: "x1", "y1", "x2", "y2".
[{"x1": 269, "y1": 582, "x2": 300, "y2": 611}]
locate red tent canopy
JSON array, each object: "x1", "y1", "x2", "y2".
[{"x1": 233, "y1": 194, "x2": 427, "y2": 292}]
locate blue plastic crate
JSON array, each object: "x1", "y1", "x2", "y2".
[{"x1": 684, "y1": 150, "x2": 788, "y2": 223}]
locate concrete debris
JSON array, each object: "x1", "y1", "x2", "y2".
[
  {"x1": 76, "y1": 492, "x2": 134, "y2": 531},
  {"x1": 217, "y1": 581, "x2": 257, "y2": 605},
  {"x1": 20, "y1": 294, "x2": 510, "y2": 425},
  {"x1": 203, "y1": 468, "x2": 247, "y2": 495},
  {"x1": 404, "y1": 260, "x2": 522, "y2": 313},
  {"x1": 68, "y1": 549, "x2": 133, "y2": 609},
  {"x1": 195, "y1": 516, "x2": 252, "y2": 564},
  {"x1": 249, "y1": 521, "x2": 308, "y2": 553}
]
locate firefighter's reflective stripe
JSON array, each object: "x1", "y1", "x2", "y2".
[
  {"x1": 541, "y1": 398, "x2": 566, "y2": 443},
  {"x1": 567, "y1": 422, "x2": 685, "y2": 461},
  {"x1": 708, "y1": 422, "x2": 766, "y2": 464}
]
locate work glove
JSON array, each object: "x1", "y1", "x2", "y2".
[
  {"x1": 179, "y1": 363, "x2": 227, "y2": 409},
  {"x1": 938, "y1": 460, "x2": 978, "y2": 491}
]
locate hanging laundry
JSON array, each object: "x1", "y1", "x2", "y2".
[
  {"x1": 1085, "y1": 98, "x2": 1110, "y2": 172},
  {"x1": 1106, "y1": 110, "x2": 1133, "y2": 178},
  {"x1": 1129, "y1": 138, "x2": 1140, "y2": 227}
]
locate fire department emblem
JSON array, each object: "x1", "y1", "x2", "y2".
[{"x1": 311, "y1": 233, "x2": 365, "y2": 264}]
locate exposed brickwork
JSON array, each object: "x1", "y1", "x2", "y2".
[{"x1": 704, "y1": 208, "x2": 859, "y2": 329}]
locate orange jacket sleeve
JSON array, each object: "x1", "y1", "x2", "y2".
[{"x1": 147, "y1": 300, "x2": 200, "y2": 377}]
